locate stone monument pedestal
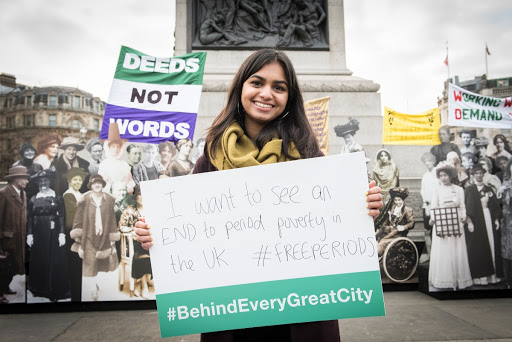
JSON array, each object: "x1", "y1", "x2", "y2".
[{"x1": 175, "y1": 0, "x2": 382, "y2": 162}]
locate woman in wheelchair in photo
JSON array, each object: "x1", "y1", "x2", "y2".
[{"x1": 376, "y1": 187, "x2": 415, "y2": 257}]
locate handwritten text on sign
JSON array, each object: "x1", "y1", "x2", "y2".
[{"x1": 140, "y1": 153, "x2": 384, "y2": 336}]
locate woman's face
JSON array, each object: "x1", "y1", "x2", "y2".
[
  {"x1": 462, "y1": 156, "x2": 474, "y2": 169},
  {"x1": 439, "y1": 129, "x2": 450, "y2": 143},
  {"x1": 23, "y1": 148, "x2": 36, "y2": 160},
  {"x1": 477, "y1": 145, "x2": 487, "y2": 157},
  {"x1": 69, "y1": 175, "x2": 83, "y2": 192},
  {"x1": 136, "y1": 194, "x2": 143, "y2": 208},
  {"x1": 109, "y1": 142, "x2": 122, "y2": 157},
  {"x1": 393, "y1": 197, "x2": 404, "y2": 206},
  {"x1": 45, "y1": 143, "x2": 59, "y2": 157},
  {"x1": 160, "y1": 146, "x2": 174, "y2": 162},
  {"x1": 342, "y1": 133, "x2": 354, "y2": 144},
  {"x1": 197, "y1": 141, "x2": 205, "y2": 155},
  {"x1": 439, "y1": 171, "x2": 451, "y2": 185},
  {"x1": 379, "y1": 152, "x2": 389, "y2": 163},
  {"x1": 64, "y1": 146, "x2": 77, "y2": 160},
  {"x1": 37, "y1": 177, "x2": 51, "y2": 191},
  {"x1": 241, "y1": 61, "x2": 289, "y2": 133},
  {"x1": 90, "y1": 144, "x2": 103, "y2": 162},
  {"x1": 424, "y1": 159, "x2": 435, "y2": 170},
  {"x1": 180, "y1": 142, "x2": 193, "y2": 157},
  {"x1": 143, "y1": 148, "x2": 157, "y2": 163},
  {"x1": 91, "y1": 181, "x2": 103, "y2": 193},
  {"x1": 480, "y1": 161, "x2": 489, "y2": 172},
  {"x1": 495, "y1": 137, "x2": 505, "y2": 152}
]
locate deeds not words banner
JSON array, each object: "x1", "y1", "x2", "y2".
[
  {"x1": 100, "y1": 46, "x2": 207, "y2": 144},
  {"x1": 448, "y1": 83, "x2": 512, "y2": 129}
]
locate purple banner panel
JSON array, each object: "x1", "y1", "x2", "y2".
[{"x1": 100, "y1": 103, "x2": 197, "y2": 144}]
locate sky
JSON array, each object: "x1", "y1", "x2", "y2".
[{"x1": 1, "y1": 0, "x2": 511, "y2": 115}]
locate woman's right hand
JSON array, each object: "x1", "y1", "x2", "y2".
[{"x1": 135, "y1": 217, "x2": 153, "y2": 251}]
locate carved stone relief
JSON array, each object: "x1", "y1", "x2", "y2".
[{"x1": 192, "y1": 0, "x2": 329, "y2": 50}]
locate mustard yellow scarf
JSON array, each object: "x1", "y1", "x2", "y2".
[{"x1": 209, "y1": 121, "x2": 300, "y2": 170}]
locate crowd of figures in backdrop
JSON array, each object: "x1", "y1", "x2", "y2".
[
  {"x1": 195, "y1": 0, "x2": 328, "y2": 49},
  {"x1": 0, "y1": 123, "x2": 206, "y2": 304},
  {"x1": 335, "y1": 118, "x2": 512, "y2": 290}
]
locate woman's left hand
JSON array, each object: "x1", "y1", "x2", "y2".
[{"x1": 366, "y1": 180, "x2": 383, "y2": 219}]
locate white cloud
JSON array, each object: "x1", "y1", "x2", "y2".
[{"x1": 345, "y1": 0, "x2": 512, "y2": 114}]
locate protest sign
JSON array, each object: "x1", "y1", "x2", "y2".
[
  {"x1": 448, "y1": 83, "x2": 512, "y2": 129},
  {"x1": 100, "y1": 46, "x2": 206, "y2": 144},
  {"x1": 305, "y1": 97, "x2": 330, "y2": 155},
  {"x1": 382, "y1": 107, "x2": 441, "y2": 145},
  {"x1": 140, "y1": 152, "x2": 385, "y2": 337}
]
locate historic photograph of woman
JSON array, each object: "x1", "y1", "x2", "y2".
[
  {"x1": 26, "y1": 169, "x2": 70, "y2": 302},
  {"x1": 71, "y1": 174, "x2": 120, "y2": 301}
]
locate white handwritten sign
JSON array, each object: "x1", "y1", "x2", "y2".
[{"x1": 141, "y1": 152, "x2": 385, "y2": 337}]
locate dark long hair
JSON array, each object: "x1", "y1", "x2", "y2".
[
  {"x1": 493, "y1": 134, "x2": 511, "y2": 153},
  {"x1": 205, "y1": 49, "x2": 320, "y2": 160}
]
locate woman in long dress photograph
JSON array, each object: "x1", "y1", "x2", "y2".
[
  {"x1": 63, "y1": 167, "x2": 88, "y2": 302},
  {"x1": 428, "y1": 165, "x2": 473, "y2": 290},
  {"x1": 497, "y1": 159, "x2": 512, "y2": 289},
  {"x1": 26, "y1": 169, "x2": 70, "y2": 302},
  {"x1": 71, "y1": 174, "x2": 120, "y2": 301}
]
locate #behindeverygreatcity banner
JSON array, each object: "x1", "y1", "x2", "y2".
[
  {"x1": 100, "y1": 46, "x2": 206, "y2": 144},
  {"x1": 141, "y1": 153, "x2": 385, "y2": 337},
  {"x1": 382, "y1": 107, "x2": 441, "y2": 145},
  {"x1": 448, "y1": 83, "x2": 512, "y2": 129},
  {"x1": 305, "y1": 97, "x2": 330, "y2": 155}
]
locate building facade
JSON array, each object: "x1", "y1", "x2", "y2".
[{"x1": 0, "y1": 73, "x2": 105, "y2": 178}]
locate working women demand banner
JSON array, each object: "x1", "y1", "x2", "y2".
[
  {"x1": 141, "y1": 153, "x2": 385, "y2": 337},
  {"x1": 100, "y1": 46, "x2": 206, "y2": 144},
  {"x1": 448, "y1": 83, "x2": 512, "y2": 129}
]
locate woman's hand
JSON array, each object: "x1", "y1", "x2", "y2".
[
  {"x1": 58, "y1": 233, "x2": 66, "y2": 247},
  {"x1": 366, "y1": 180, "x2": 383, "y2": 219},
  {"x1": 135, "y1": 217, "x2": 153, "y2": 251},
  {"x1": 26, "y1": 234, "x2": 33, "y2": 247}
]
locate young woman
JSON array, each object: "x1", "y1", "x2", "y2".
[
  {"x1": 34, "y1": 134, "x2": 61, "y2": 170},
  {"x1": 157, "y1": 141, "x2": 177, "y2": 170},
  {"x1": 161, "y1": 138, "x2": 194, "y2": 177},
  {"x1": 26, "y1": 169, "x2": 70, "y2": 301},
  {"x1": 118, "y1": 187, "x2": 153, "y2": 299},
  {"x1": 135, "y1": 49, "x2": 383, "y2": 341},
  {"x1": 428, "y1": 165, "x2": 472, "y2": 290}
]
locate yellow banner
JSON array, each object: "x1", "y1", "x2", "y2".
[
  {"x1": 383, "y1": 107, "x2": 441, "y2": 145},
  {"x1": 305, "y1": 96, "x2": 329, "y2": 155}
]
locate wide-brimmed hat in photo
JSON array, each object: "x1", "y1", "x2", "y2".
[
  {"x1": 87, "y1": 174, "x2": 106, "y2": 189},
  {"x1": 436, "y1": 165, "x2": 457, "y2": 179},
  {"x1": 102, "y1": 122, "x2": 128, "y2": 147},
  {"x1": 60, "y1": 137, "x2": 85, "y2": 151},
  {"x1": 64, "y1": 167, "x2": 89, "y2": 182},
  {"x1": 473, "y1": 137, "x2": 490, "y2": 147},
  {"x1": 37, "y1": 134, "x2": 62, "y2": 154},
  {"x1": 5, "y1": 166, "x2": 30, "y2": 180},
  {"x1": 470, "y1": 163, "x2": 487, "y2": 175},
  {"x1": 334, "y1": 117, "x2": 360, "y2": 137},
  {"x1": 389, "y1": 187, "x2": 409, "y2": 200}
]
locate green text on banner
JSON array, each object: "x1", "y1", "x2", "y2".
[{"x1": 140, "y1": 153, "x2": 386, "y2": 337}]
